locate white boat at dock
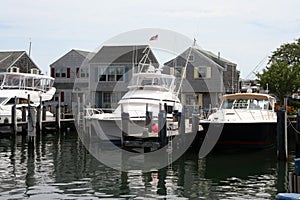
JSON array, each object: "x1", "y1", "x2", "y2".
[
  {"x1": 0, "y1": 72, "x2": 56, "y2": 132},
  {"x1": 85, "y1": 65, "x2": 190, "y2": 141},
  {"x1": 200, "y1": 92, "x2": 277, "y2": 149}
]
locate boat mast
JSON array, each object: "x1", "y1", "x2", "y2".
[{"x1": 176, "y1": 39, "x2": 196, "y2": 97}]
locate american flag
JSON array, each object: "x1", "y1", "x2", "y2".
[{"x1": 149, "y1": 34, "x2": 158, "y2": 41}]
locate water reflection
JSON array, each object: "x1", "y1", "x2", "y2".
[{"x1": 0, "y1": 131, "x2": 294, "y2": 199}]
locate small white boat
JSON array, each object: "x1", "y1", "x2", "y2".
[
  {"x1": 0, "y1": 72, "x2": 56, "y2": 132},
  {"x1": 200, "y1": 92, "x2": 277, "y2": 149},
  {"x1": 86, "y1": 65, "x2": 184, "y2": 141}
]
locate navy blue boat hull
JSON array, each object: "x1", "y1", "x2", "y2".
[{"x1": 200, "y1": 122, "x2": 277, "y2": 149}]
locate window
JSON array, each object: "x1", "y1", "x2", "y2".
[
  {"x1": 99, "y1": 68, "x2": 107, "y2": 81},
  {"x1": 55, "y1": 69, "x2": 61, "y2": 77},
  {"x1": 99, "y1": 66, "x2": 124, "y2": 82},
  {"x1": 174, "y1": 66, "x2": 185, "y2": 78},
  {"x1": 31, "y1": 68, "x2": 39, "y2": 74},
  {"x1": 80, "y1": 68, "x2": 86, "y2": 78},
  {"x1": 194, "y1": 66, "x2": 211, "y2": 79},
  {"x1": 116, "y1": 67, "x2": 124, "y2": 81},
  {"x1": 103, "y1": 92, "x2": 111, "y2": 108},
  {"x1": 188, "y1": 54, "x2": 194, "y2": 62},
  {"x1": 9, "y1": 66, "x2": 19, "y2": 73},
  {"x1": 108, "y1": 68, "x2": 116, "y2": 81},
  {"x1": 102, "y1": 92, "x2": 124, "y2": 109},
  {"x1": 61, "y1": 72, "x2": 66, "y2": 77}
]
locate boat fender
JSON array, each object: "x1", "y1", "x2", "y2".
[{"x1": 151, "y1": 123, "x2": 158, "y2": 133}]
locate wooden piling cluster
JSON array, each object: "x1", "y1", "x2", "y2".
[
  {"x1": 121, "y1": 103, "x2": 199, "y2": 152},
  {"x1": 5, "y1": 95, "x2": 75, "y2": 136}
]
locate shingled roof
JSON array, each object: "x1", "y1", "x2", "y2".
[
  {"x1": 0, "y1": 51, "x2": 40, "y2": 73},
  {"x1": 50, "y1": 49, "x2": 95, "y2": 67},
  {"x1": 90, "y1": 45, "x2": 159, "y2": 67}
]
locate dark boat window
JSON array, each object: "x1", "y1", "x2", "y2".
[{"x1": 221, "y1": 99, "x2": 234, "y2": 109}]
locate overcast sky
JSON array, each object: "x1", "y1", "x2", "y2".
[{"x1": 1, "y1": 0, "x2": 299, "y2": 78}]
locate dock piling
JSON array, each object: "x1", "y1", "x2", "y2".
[
  {"x1": 36, "y1": 96, "x2": 42, "y2": 132},
  {"x1": 295, "y1": 110, "x2": 300, "y2": 158},
  {"x1": 158, "y1": 109, "x2": 167, "y2": 147},
  {"x1": 42, "y1": 104, "x2": 46, "y2": 121},
  {"x1": 121, "y1": 112, "x2": 129, "y2": 147},
  {"x1": 28, "y1": 106, "x2": 36, "y2": 138},
  {"x1": 11, "y1": 96, "x2": 17, "y2": 134},
  {"x1": 56, "y1": 96, "x2": 61, "y2": 129},
  {"x1": 192, "y1": 110, "x2": 199, "y2": 134},
  {"x1": 277, "y1": 109, "x2": 287, "y2": 160},
  {"x1": 145, "y1": 104, "x2": 153, "y2": 131}
]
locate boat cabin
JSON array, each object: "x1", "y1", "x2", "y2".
[
  {"x1": 128, "y1": 72, "x2": 176, "y2": 92},
  {"x1": 0, "y1": 72, "x2": 54, "y2": 92},
  {"x1": 220, "y1": 93, "x2": 275, "y2": 111}
]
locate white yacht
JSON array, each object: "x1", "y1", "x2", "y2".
[
  {"x1": 0, "y1": 72, "x2": 56, "y2": 130},
  {"x1": 200, "y1": 92, "x2": 277, "y2": 149},
  {"x1": 86, "y1": 66, "x2": 183, "y2": 141}
]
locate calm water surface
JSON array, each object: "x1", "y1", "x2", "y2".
[{"x1": 0, "y1": 130, "x2": 294, "y2": 199}]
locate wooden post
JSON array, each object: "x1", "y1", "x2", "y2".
[
  {"x1": 36, "y1": 96, "x2": 42, "y2": 132},
  {"x1": 11, "y1": 96, "x2": 17, "y2": 134},
  {"x1": 28, "y1": 107, "x2": 36, "y2": 138},
  {"x1": 179, "y1": 106, "x2": 186, "y2": 135},
  {"x1": 277, "y1": 109, "x2": 287, "y2": 160},
  {"x1": 121, "y1": 112, "x2": 129, "y2": 148},
  {"x1": 158, "y1": 110, "x2": 167, "y2": 147},
  {"x1": 77, "y1": 96, "x2": 80, "y2": 127},
  {"x1": 296, "y1": 109, "x2": 300, "y2": 158},
  {"x1": 145, "y1": 104, "x2": 153, "y2": 131},
  {"x1": 56, "y1": 105, "x2": 61, "y2": 130},
  {"x1": 192, "y1": 110, "x2": 199, "y2": 134},
  {"x1": 42, "y1": 104, "x2": 46, "y2": 121},
  {"x1": 22, "y1": 106, "x2": 26, "y2": 122}
]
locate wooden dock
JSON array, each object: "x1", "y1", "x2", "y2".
[{"x1": 0, "y1": 102, "x2": 75, "y2": 135}]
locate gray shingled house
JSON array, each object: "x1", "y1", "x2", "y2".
[
  {"x1": 164, "y1": 47, "x2": 239, "y2": 109},
  {"x1": 89, "y1": 45, "x2": 159, "y2": 110},
  {"x1": 199, "y1": 49, "x2": 240, "y2": 94},
  {"x1": 0, "y1": 51, "x2": 40, "y2": 74},
  {"x1": 50, "y1": 49, "x2": 94, "y2": 109}
]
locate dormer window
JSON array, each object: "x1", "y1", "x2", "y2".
[
  {"x1": 31, "y1": 68, "x2": 39, "y2": 74},
  {"x1": 8, "y1": 66, "x2": 19, "y2": 73}
]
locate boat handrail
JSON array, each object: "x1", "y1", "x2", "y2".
[{"x1": 0, "y1": 85, "x2": 51, "y2": 93}]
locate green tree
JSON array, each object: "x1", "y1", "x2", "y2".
[{"x1": 257, "y1": 38, "x2": 300, "y2": 104}]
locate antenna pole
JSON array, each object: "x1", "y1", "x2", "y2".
[
  {"x1": 28, "y1": 38, "x2": 32, "y2": 57},
  {"x1": 176, "y1": 42, "x2": 195, "y2": 97}
]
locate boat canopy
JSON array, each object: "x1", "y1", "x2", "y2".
[
  {"x1": 0, "y1": 72, "x2": 54, "y2": 92},
  {"x1": 221, "y1": 93, "x2": 275, "y2": 101},
  {"x1": 220, "y1": 93, "x2": 276, "y2": 110}
]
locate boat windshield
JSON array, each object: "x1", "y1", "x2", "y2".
[
  {"x1": 0, "y1": 97, "x2": 7, "y2": 105},
  {"x1": 130, "y1": 74, "x2": 175, "y2": 90},
  {"x1": 221, "y1": 98, "x2": 272, "y2": 110}
]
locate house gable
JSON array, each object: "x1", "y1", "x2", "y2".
[
  {"x1": 0, "y1": 51, "x2": 40, "y2": 73},
  {"x1": 50, "y1": 49, "x2": 94, "y2": 68}
]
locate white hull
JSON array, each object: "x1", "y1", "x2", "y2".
[{"x1": 87, "y1": 118, "x2": 152, "y2": 141}]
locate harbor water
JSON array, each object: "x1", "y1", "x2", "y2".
[{"x1": 0, "y1": 130, "x2": 295, "y2": 199}]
